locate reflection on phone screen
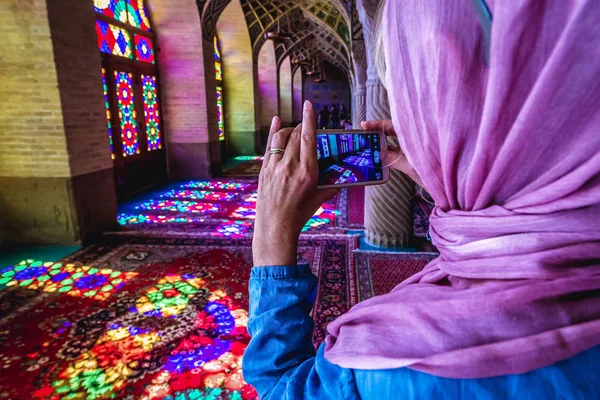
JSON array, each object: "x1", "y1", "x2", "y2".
[{"x1": 317, "y1": 132, "x2": 384, "y2": 186}]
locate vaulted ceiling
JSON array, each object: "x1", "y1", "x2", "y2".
[{"x1": 200, "y1": 0, "x2": 363, "y2": 79}]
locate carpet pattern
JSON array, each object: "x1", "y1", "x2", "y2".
[
  {"x1": 354, "y1": 251, "x2": 438, "y2": 303},
  {"x1": 116, "y1": 179, "x2": 350, "y2": 238},
  {"x1": 347, "y1": 186, "x2": 365, "y2": 228},
  {"x1": 0, "y1": 235, "x2": 357, "y2": 399}
]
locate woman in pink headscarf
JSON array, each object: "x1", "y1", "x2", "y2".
[{"x1": 242, "y1": 0, "x2": 600, "y2": 398}]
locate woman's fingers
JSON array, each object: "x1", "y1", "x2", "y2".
[
  {"x1": 361, "y1": 120, "x2": 395, "y2": 134},
  {"x1": 268, "y1": 127, "x2": 294, "y2": 164},
  {"x1": 300, "y1": 101, "x2": 317, "y2": 168},
  {"x1": 284, "y1": 123, "x2": 302, "y2": 164},
  {"x1": 263, "y1": 117, "x2": 282, "y2": 166}
]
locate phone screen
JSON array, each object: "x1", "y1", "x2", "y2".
[{"x1": 317, "y1": 132, "x2": 384, "y2": 186}]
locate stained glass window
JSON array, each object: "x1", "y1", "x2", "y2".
[
  {"x1": 101, "y1": 68, "x2": 115, "y2": 159},
  {"x1": 126, "y1": 0, "x2": 151, "y2": 31},
  {"x1": 114, "y1": 71, "x2": 140, "y2": 157},
  {"x1": 94, "y1": 0, "x2": 151, "y2": 31},
  {"x1": 141, "y1": 75, "x2": 162, "y2": 151},
  {"x1": 134, "y1": 34, "x2": 155, "y2": 63},
  {"x1": 94, "y1": 0, "x2": 128, "y2": 24},
  {"x1": 216, "y1": 86, "x2": 225, "y2": 141},
  {"x1": 94, "y1": 0, "x2": 163, "y2": 162},
  {"x1": 96, "y1": 20, "x2": 133, "y2": 59},
  {"x1": 214, "y1": 36, "x2": 225, "y2": 141}
]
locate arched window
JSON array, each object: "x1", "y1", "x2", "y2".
[
  {"x1": 93, "y1": 0, "x2": 162, "y2": 159},
  {"x1": 93, "y1": 0, "x2": 166, "y2": 196},
  {"x1": 214, "y1": 36, "x2": 225, "y2": 142}
]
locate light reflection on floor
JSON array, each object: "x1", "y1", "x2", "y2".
[
  {"x1": 118, "y1": 179, "x2": 340, "y2": 236},
  {"x1": 1, "y1": 258, "x2": 258, "y2": 399}
]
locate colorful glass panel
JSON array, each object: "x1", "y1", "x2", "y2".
[
  {"x1": 95, "y1": 20, "x2": 133, "y2": 59},
  {"x1": 134, "y1": 35, "x2": 155, "y2": 63},
  {"x1": 0, "y1": 260, "x2": 137, "y2": 301},
  {"x1": 114, "y1": 71, "x2": 140, "y2": 156},
  {"x1": 214, "y1": 36, "x2": 225, "y2": 141},
  {"x1": 101, "y1": 68, "x2": 115, "y2": 159},
  {"x1": 141, "y1": 75, "x2": 162, "y2": 151},
  {"x1": 216, "y1": 86, "x2": 225, "y2": 141},
  {"x1": 93, "y1": 0, "x2": 128, "y2": 24},
  {"x1": 215, "y1": 62, "x2": 223, "y2": 81},
  {"x1": 213, "y1": 36, "x2": 221, "y2": 62},
  {"x1": 126, "y1": 0, "x2": 151, "y2": 31}
]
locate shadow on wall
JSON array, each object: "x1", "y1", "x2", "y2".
[{"x1": 303, "y1": 62, "x2": 351, "y2": 126}]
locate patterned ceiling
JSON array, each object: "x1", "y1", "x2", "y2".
[{"x1": 199, "y1": 0, "x2": 362, "y2": 79}]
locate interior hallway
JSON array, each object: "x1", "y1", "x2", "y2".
[{"x1": 1, "y1": 0, "x2": 436, "y2": 398}]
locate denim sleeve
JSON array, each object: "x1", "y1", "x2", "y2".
[{"x1": 243, "y1": 264, "x2": 357, "y2": 400}]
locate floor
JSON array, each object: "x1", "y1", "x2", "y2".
[{"x1": 0, "y1": 166, "x2": 435, "y2": 399}]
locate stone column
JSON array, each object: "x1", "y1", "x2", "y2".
[
  {"x1": 351, "y1": 41, "x2": 367, "y2": 128},
  {"x1": 357, "y1": 0, "x2": 415, "y2": 248}
]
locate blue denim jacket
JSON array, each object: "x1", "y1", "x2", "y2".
[{"x1": 243, "y1": 264, "x2": 600, "y2": 399}]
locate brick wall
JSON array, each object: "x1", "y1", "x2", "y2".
[
  {"x1": 47, "y1": 0, "x2": 113, "y2": 177},
  {"x1": 217, "y1": 0, "x2": 258, "y2": 155},
  {"x1": 0, "y1": 0, "x2": 117, "y2": 244},
  {"x1": 279, "y1": 56, "x2": 293, "y2": 126},
  {"x1": 258, "y1": 40, "x2": 278, "y2": 136},
  {"x1": 150, "y1": 0, "x2": 210, "y2": 144},
  {"x1": 0, "y1": 0, "x2": 70, "y2": 178}
]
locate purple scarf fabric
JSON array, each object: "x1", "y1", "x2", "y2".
[{"x1": 324, "y1": 0, "x2": 600, "y2": 378}]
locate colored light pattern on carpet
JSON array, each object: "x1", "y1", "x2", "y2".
[
  {"x1": 183, "y1": 181, "x2": 253, "y2": 191},
  {"x1": 3, "y1": 252, "x2": 258, "y2": 400},
  {"x1": 233, "y1": 156, "x2": 263, "y2": 161},
  {"x1": 163, "y1": 190, "x2": 238, "y2": 202},
  {"x1": 136, "y1": 199, "x2": 221, "y2": 214},
  {"x1": 118, "y1": 214, "x2": 206, "y2": 225},
  {"x1": 117, "y1": 179, "x2": 341, "y2": 235},
  {"x1": 0, "y1": 260, "x2": 137, "y2": 301},
  {"x1": 216, "y1": 221, "x2": 254, "y2": 237},
  {"x1": 130, "y1": 274, "x2": 205, "y2": 318},
  {"x1": 230, "y1": 205, "x2": 256, "y2": 220}
]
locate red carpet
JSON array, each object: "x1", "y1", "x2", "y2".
[
  {"x1": 354, "y1": 251, "x2": 438, "y2": 303},
  {"x1": 0, "y1": 235, "x2": 357, "y2": 399},
  {"x1": 348, "y1": 186, "x2": 365, "y2": 227}
]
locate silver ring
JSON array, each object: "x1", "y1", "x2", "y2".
[{"x1": 269, "y1": 148, "x2": 285, "y2": 155}]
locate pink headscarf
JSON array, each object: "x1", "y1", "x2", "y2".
[{"x1": 324, "y1": 0, "x2": 600, "y2": 378}]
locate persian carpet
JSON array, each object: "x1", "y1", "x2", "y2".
[
  {"x1": 353, "y1": 251, "x2": 438, "y2": 303},
  {"x1": 0, "y1": 235, "x2": 357, "y2": 399},
  {"x1": 116, "y1": 179, "x2": 352, "y2": 238},
  {"x1": 347, "y1": 186, "x2": 365, "y2": 228}
]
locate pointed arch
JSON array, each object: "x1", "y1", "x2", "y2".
[
  {"x1": 279, "y1": 56, "x2": 293, "y2": 126},
  {"x1": 216, "y1": 0, "x2": 258, "y2": 154},
  {"x1": 258, "y1": 40, "x2": 279, "y2": 146}
]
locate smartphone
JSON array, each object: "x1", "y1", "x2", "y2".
[{"x1": 316, "y1": 130, "x2": 389, "y2": 188}]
